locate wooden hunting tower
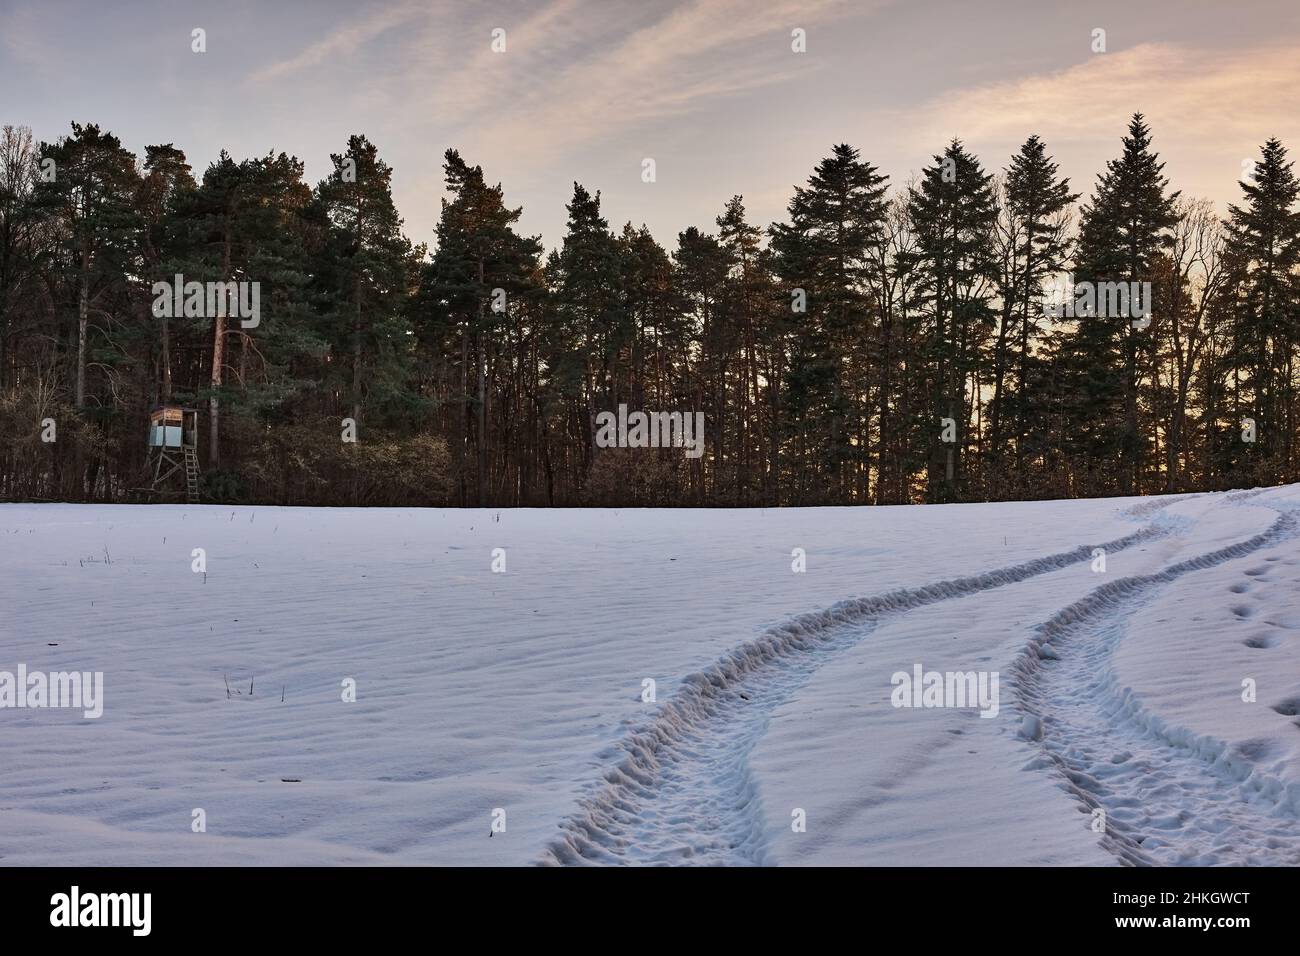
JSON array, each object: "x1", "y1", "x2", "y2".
[{"x1": 144, "y1": 405, "x2": 201, "y2": 503}]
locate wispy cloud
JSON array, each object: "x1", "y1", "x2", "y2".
[
  {"x1": 468, "y1": 0, "x2": 837, "y2": 157},
  {"x1": 907, "y1": 42, "x2": 1298, "y2": 140},
  {"x1": 246, "y1": 0, "x2": 430, "y2": 86},
  {"x1": 247, "y1": 0, "x2": 870, "y2": 162},
  {"x1": 894, "y1": 41, "x2": 1300, "y2": 190}
]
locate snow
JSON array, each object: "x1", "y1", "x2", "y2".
[{"x1": 1, "y1": 489, "x2": 1298, "y2": 865}]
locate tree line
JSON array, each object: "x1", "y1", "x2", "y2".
[{"x1": 0, "y1": 114, "x2": 1297, "y2": 506}]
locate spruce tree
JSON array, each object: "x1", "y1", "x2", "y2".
[
  {"x1": 994, "y1": 135, "x2": 1077, "y2": 475},
  {"x1": 1069, "y1": 114, "x2": 1179, "y2": 493},
  {"x1": 907, "y1": 140, "x2": 998, "y2": 502},
  {"x1": 769, "y1": 144, "x2": 887, "y2": 502},
  {"x1": 1220, "y1": 138, "x2": 1300, "y2": 481}
]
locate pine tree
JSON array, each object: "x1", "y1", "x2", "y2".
[
  {"x1": 138, "y1": 143, "x2": 195, "y2": 404},
  {"x1": 549, "y1": 183, "x2": 625, "y2": 490},
  {"x1": 992, "y1": 135, "x2": 1077, "y2": 478},
  {"x1": 316, "y1": 135, "x2": 413, "y2": 427},
  {"x1": 1069, "y1": 114, "x2": 1180, "y2": 493},
  {"x1": 716, "y1": 196, "x2": 778, "y2": 502},
  {"x1": 35, "y1": 124, "x2": 141, "y2": 411},
  {"x1": 231, "y1": 152, "x2": 318, "y2": 419},
  {"x1": 416, "y1": 149, "x2": 541, "y2": 504},
  {"x1": 165, "y1": 150, "x2": 244, "y2": 466},
  {"x1": 159, "y1": 149, "x2": 319, "y2": 484},
  {"x1": 1220, "y1": 138, "x2": 1300, "y2": 481},
  {"x1": 907, "y1": 140, "x2": 998, "y2": 502},
  {"x1": 769, "y1": 144, "x2": 888, "y2": 502},
  {"x1": 673, "y1": 224, "x2": 728, "y2": 499}
]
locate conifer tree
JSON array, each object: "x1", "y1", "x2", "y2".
[
  {"x1": 36, "y1": 123, "x2": 141, "y2": 411},
  {"x1": 716, "y1": 196, "x2": 779, "y2": 502},
  {"x1": 316, "y1": 135, "x2": 413, "y2": 427},
  {"x1": 1068, "y1": 114, "x2": 1180, "y2": 493},
  {"x1": 138, "y1": 143, "x2": 195, "y2": 403},
  {"x1": 1220, "y1": 137, "x2": 1300, "y2": 481},
  {"x1": 993, "y1": 135, "x2": 1077, "y2": 473},
  {"x1": 416, "y1": 149, "x2": 541, "y2": 504},
  {"x1": 907, "y1": 140, "x2": 998, "y2": 501},
  {"x1": 549, "y1": 183, "x2": 625, "y2": 486},
  {"x1": 769, "y1": 144, "x2": 887, "y2": 502}
]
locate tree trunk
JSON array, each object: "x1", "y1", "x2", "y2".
[
  {"x1": 352, "y1": 272, "x2": 363, "y2": 423},
  {"x1": 210, "y1": 226, "x2": 232, "y2": 466},
  {"x1": 76, "y1": 240, "x2": 89, "y2": 407},
  {"x1": 477, "y1": 258, "x2": 488, "y2": 506}
]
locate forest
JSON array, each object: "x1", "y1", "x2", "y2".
[{"x1": 0, "y1": 113, "x2": 1297, "y2": 506}]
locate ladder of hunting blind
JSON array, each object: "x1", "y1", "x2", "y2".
[{"x1": 183, "y1": 446, "x2": 201, "y2": 504}]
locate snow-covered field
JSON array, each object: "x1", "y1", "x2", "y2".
[{"x1": 2, "y1": 488, "x2": 1299, "y2": 866}]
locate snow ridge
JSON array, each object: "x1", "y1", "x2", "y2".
[
  {"x1": 539, "y1": 521, "x2": 1168, "y2": 865},
  {"x1": 1011, "y1": 506, "x2": 1300, "y2": 866}
]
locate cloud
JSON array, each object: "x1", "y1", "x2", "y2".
[
  {"x1": 246, "y1": 0, "x2": 430, "y2": 86},
  {"x1": 458, "y1": 0, "x2": 858, "y2": 160},
  {"x1": 906, "y1": 42, "x2": 1295, "y2": 142},
  {"x1": 892, "y1": 41, "x2": 1300, "y2": 201},
  {"x1": 245, "y1": 0, "x2": 872, "y2": 162},
  {"x1": 217, "y1": 2, "x2": 1300, "y2": 244}
]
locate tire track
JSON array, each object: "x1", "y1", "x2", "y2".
[
  {"x1": 1011, "y1": 505, "x2": 1300, "y2": 866},
  {"x1": 538, "y1": 520, "x2": 1170, "y2": 865}
]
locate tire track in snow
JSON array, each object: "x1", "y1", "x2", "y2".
[
  {"x1": 539, "y1": 520, "x2": 1170, "y2": 866},
  {"x1": 1012, "y1": 505, "x2": 1300, "y2": 866}
]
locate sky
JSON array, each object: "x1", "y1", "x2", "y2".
[{"x1": 3, "y1": 0, "x2": 1300, "y2": 252}]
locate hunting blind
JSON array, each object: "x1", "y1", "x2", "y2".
[{"x1": 144, "y1": 405, "x2": 201, "y2": 503}]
